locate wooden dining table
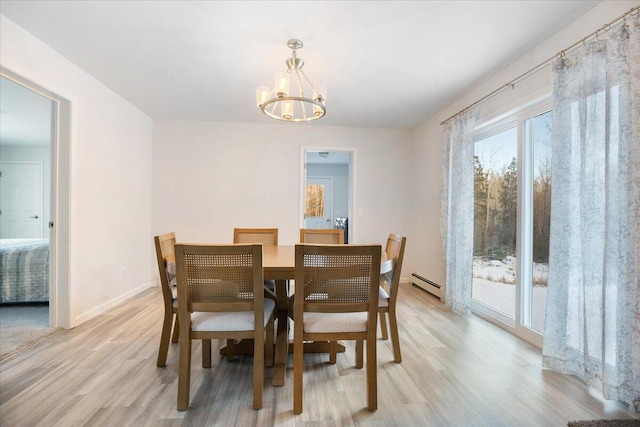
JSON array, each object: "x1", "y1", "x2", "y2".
[{"x1": 166, "y1": 244, "x2": 393, "y2": 387}]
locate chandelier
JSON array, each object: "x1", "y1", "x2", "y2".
[{"x1": 256, "y1": 39, "x2": 326, "y2": 122}]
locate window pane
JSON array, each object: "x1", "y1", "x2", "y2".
[
  {"x1": 528, "y1": 111, "x2": 552, "y2": 333},
  {"x1": 473, "y1": 127, "x2": 518, "y2": 318}
]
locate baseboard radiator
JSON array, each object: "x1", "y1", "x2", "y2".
[{"x1": 411, "y1": 273, "x2": 443, "y2": 300}]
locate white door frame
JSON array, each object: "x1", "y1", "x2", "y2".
[
  {"x1": 1, "y1": 66, "x2": 72, "y2": 329},
  {"x1": 299, "y1": 146, "x2": 356, "y2": 243}
]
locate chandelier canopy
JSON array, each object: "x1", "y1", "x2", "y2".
[{"x1": 256, "y1": 39, "x2": 326, "y2": 122}]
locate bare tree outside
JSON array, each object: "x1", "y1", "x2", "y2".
[{"x1": 305, "y1": 184, "x2": 325, "y2": 218}]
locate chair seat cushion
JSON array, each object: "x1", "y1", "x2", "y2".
[
  {"x1": 171, "y1": 285, "x2": 178, "y2": 300},
  {"x1": 190, "y1": 299, "x2": 275, "y2": 332},
  {"x1": 303, "y1": 312, "x2": 368, "y2": 333},
  {"x1": 378, "y1": 286, "x2": 390, "y2": 308}
]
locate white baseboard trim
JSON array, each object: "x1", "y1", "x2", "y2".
[{"x1": 73, "y1": 281, "x2": 155, "y2": 326}]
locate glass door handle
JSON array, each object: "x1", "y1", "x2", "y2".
[{"x1": 30, "y1": 215, "x2": 39, "y2": 219}]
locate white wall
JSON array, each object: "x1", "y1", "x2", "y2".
[
  {"x1": 152, "y1": 120, "x2": 414, "y2": 279},
  {"x1": 411, "y1": 0, "x2": 637, "y2": 289},
  {"x1": 0, "y1": 145, "x2": 52, "y2": 237},
  {"x1": 1, "y1": 15, "x2": 154, "y2": 327}
]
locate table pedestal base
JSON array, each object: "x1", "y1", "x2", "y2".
[
  {"x1": 219, "y1": 340, "x2": 346, "y2": 356},
  {"x1": 219, "y1": 339, "x2": 346, "y2": 387}
]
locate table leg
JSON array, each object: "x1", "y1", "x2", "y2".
[
  {"x1": 272, "y1": 279, "x2": 289, "y2": 386},
  {"x1": 272, "y1": 310, "x2": 289, "y2": 386}
]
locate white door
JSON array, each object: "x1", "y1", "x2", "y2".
[
  {"x1": 0, "y1": 162, "x2": 44, "y2": 238},
  {"x1": 304, "y1": 176, "x2": 333, "y2": 229}
]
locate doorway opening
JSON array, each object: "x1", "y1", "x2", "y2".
[
  {"x1": 0, "y1": 66, "x2": 71, "y2": 344},
  {"x1": 300, "y1": 148, "x2": 355, "y2": 243}
]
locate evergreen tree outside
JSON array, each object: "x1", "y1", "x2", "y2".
[
  {"x1": 473, "y1": 156, "x2": 488, "y2": 255},
  {"x1": 499, "y1": 157, "x2": 518, "y2": 257},
  {"x1": 473, "y1": 137, "x2": 551, "y2": 266}
]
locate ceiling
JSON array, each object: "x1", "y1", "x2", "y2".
[{"x1": 0, "y1": 1, "x2": 600, "y2": 130}]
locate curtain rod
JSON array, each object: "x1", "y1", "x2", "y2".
[{"x1": 440, "y1": 5, "x2": 640, "y2": 126}]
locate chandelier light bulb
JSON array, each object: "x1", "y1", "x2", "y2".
[
  {"x1": 256, "y1": 87, "x2": 270, "y2": 107},
  {"x1": 313, "y1": 79, "x2": 327, "y2": 103},
  {"x1": 275, "y1": 73, "x2": 289, "y2": 97},
  {"x1": 282, "y1": 100, "x2": 293, "y2": 119},
  {"x1": 313, "y1": 104, "x2": 323, "y2": 117}
]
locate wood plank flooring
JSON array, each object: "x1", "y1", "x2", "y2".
[{"x1": 1, "y1": 284, "x2": 637, "y2": 426}]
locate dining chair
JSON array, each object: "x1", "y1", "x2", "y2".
[
  {"x1": 233, "y1": 228, "x2": 278, "y2": 292},
  {"x1": 231, "y1": 228, "x2": 279, "y2": 360},
  {"x1": 233, "y1": 228, "x2": 278, "y2": 246},
  {"x1": 377, "y1": 233, "x2": 407, "y2": 363},
  {"x1": 293, "y1": 243, "x2": 381, "y2": 414},
  {"x1": 299, "y1": 228, "x2": 344, "y2": 244},
  {"x1": 233, "y1": 228, "x2": 278, "y2": 291},
  {"x1": 174, "y1": 243, "x2": 275, "y2": 411},
  {"x1": 299, "y1": 228, "x2": 345, "y2": 363},
  {"x1": 154, "y1": 232, "x2": 179, "y2": 367}
]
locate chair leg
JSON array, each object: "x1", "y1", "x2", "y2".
[
  {"x1": 265, "y1": 315, "x2": 274, "y2": 367},
  {"x1": 157, "y1": 310, "x2": 173, "y2": 367},
  {"x1": 389, "y1": 308, "x2": 402, "y2": 363},
  {"x1": 293, "y1": 330, "x2": 304, "y2": 414},
  {"x1": 379, "y1": 311, "x2": 389, "y2": 340},
  {"x1": 202, "y1": 339, "x2": 211, "y2": 368},
  {"x1": 355, "y1": 340, "x2": 363, "y2": 369},
  {"x1": 366, "y1": 337, "x2": 377, "y2": 411},
  {"x1": 171, "y1": 315, "x2": 180, "y2": 343},
  {"x1": 253, "y1": 327, "x2": 264, "y2": 409},
  {"x1": 177, "y1": 333, "x2": 192, "y2": 411},
  {"x1": 226, "y1": 339, "x2": 236, "y2": 362},
  {"x1": 329, "y1": 341, "x2": 337, "y2": 364}
]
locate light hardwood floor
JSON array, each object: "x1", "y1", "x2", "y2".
[{"x1": 0, "y1": 284, "x2": 637, "y2": 426}]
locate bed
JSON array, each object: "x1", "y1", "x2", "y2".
[{"x1": 0, "y1": 239, "x2": 49, "y2": 304}]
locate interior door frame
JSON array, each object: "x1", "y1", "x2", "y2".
[
  {"x1": 1, "y1": 66, "x2": 72, "y2": 328},
  {"x1": 299, "y1": 146, "x2": 356, "y2": 243}
]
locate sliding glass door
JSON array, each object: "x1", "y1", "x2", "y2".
[
  {"x1": 472, "y1": 127, "x2": 518, "y2": 319},
  {"x1": 524, "y1": 111, "x2": 551, "y2": 335},
  {"x1": 471, "y1": 106, "x2": 551, "y2": 347}
]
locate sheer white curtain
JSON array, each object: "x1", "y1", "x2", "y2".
[
  {"x1": 542, "y1": 16, "x2": 640, "y2": 411},
  {"x1": 440, "y1": 108, "x2": 478, "y2": 313}
]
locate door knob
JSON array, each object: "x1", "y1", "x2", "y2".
[{"x1": 30, "y1": 215, "x2": 39, "y2": 219}]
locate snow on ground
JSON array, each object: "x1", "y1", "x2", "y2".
[
  {"x1": 472, "y1": 256, "x2": 548, "y2": 285},
  {"x1": 472, "y1": 257, "x2": 548, "y2": 332}
]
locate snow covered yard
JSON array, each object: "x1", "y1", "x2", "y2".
[{"x1": 472, "y1": 257, "x2": 548, "y2": 332}]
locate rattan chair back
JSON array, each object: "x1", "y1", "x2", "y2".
[
  {"x1": 299, "y1": 228, "x2": 344, "y2": 244},
  {"x1": 233, "y1": 228, "x2": 278, "y2": 246}
]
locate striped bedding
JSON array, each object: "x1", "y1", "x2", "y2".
[{"x1": 0, "y1": 239, "x2": 49, "y2": 303}]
